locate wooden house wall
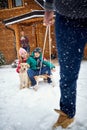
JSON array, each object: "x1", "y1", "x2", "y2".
[
  {"x1": 0, "y1": 0, "x2": 43, "y2": 64},
  {"x1": 0, "y1": 0, "x2": 87, "y2": 64},
  {"x1": 0, "y1": 0, "x2": 42, "y2": 20},
  {"x1": 19, "y1": 24, "x2": 37, "y2": 52},
  {"x1": 0, "y1": 23, "x2": 17, "y2": 63},
  {"x1": 84, "y1": 44, "x2": 87, "y2": 60},
  {"x1": 19, "y1": 21, "x2": 57, "y2": 59},
  {"x1": 35, "y1": 23, "x2": 57, "y2": 59}
]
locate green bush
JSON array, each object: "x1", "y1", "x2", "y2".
[{"x1": 0, "y1": 51, "x2": 6, "y2": 66}]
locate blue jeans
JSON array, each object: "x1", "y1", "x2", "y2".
[
  {"x1": 27, "y1": 66, "x2": 52, "y2": 86},
  {"x1": 55, "y1": 14, "x2": 87, "y2": 118}
]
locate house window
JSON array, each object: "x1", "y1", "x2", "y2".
[
  {"x1": 0, "y1": 0, "x2": 23, "y2": 9},
  {"x1": 0, "y1": 0, "x2": 8, "y2": 9},
  {"x1": 12, "y1": 0, "x2": 23, "y2": 7}
]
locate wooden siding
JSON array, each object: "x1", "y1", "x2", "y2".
[
  {"x1": 0, "y1": 0, "x2": 87, "y2": 64},
  {"x1": 84, "y1": 44, "x2": 87, "y2": 60},
  {"x1": 0, "y1": 0, "x2": 44, "y2": 64},
  {"x1": 0, "y1": 23, "x2": 17, "y2": 63}
]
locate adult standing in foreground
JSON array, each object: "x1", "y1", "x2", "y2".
[{"x1": 43, "y1": 0, "x2": 87, "y2": 128}]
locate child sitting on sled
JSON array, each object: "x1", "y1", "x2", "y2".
[{"x1": 27, "y1": 47, "x2": 55, "y2": 90}]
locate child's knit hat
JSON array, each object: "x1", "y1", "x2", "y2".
[
  {"x1": 33, "y1": 47, "x2": 42, "y2": 53},
  {"x1": 19, "y1": 47, "x2": 27, "y2": 56}
]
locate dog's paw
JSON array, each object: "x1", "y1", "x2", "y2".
[
  {"x1": 49, "y1": 82, "x2": 55, "y2": 87},
  {"x1": 33, "y1": 85, "x2": 38, "y2": 91},
  {"x1": 20, "y1": 87, "x2": 23, "y2": 89}
]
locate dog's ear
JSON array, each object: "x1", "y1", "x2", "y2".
[
  {"x1": 19, "y1": 68, "x2": 21, "y2": 73},
  {"x1": 27, "y1": 63, "x2": 30, "y2": 68},
  {"x1": 20, "y1": 63, "x2": 22, "y2": 67}
]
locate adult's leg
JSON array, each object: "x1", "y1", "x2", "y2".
[{"x1": 55, "y1": 14, "x2": 87, "y2": 118}]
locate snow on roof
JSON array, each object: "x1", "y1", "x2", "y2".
[{"x1": 3, "y1": 10, "x2": 45, "y2": 26}]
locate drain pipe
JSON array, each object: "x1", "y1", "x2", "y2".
[{"x1": 5, "y1": 25, "x2": 17, "y2": 57}]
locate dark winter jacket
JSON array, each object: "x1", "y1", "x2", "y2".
[
  {"x1": 44, "y1": 0, "x2": 87, "y2": 19},
  {"x1": 20, "y1": 36, "x2": 30, "y2": 52},
  {"x1": 26, "y1": 51, "x2": 55, "y2": 70}
]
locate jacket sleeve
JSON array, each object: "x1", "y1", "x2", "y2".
[
  {"x1": 26, "y1": 57, "x2": 31, "y2": 65},
  {"x1": 16, "y1": 60, "x2": 21, "y2": 73},
  {"x1": 44, "y1": 0, "x2": 54, "y2": 11},
  {"x1": 43, "y1": 60, "x2": 55, "y2": 69}
]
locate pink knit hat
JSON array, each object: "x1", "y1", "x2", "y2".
[{"x1": 19, "y1": 47, "x2": 27, "y2": 56}]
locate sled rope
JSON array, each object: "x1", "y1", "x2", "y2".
[
  {"x1": 48, "y1": 25, "x2": 52, "y2": 69},
  {"x1": 39, "y1": 25, "x2": 52, "y2": 75}
]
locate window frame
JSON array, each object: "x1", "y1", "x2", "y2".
[
  {"x1": 12, "y1": 0, "x2": 23, "y2": 8},
  {"x1": 0, "y1": 0, "x2": 24, "y2": 10},
  {"x1": 0, "y1": 0, "x2": 9, "y2": 9}
]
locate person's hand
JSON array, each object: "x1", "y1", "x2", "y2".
[{"x1": 43, "y1": 11, "x2": 55, "y2": 26}]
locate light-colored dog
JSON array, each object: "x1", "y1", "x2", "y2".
[
  {"x1": 19, "y1": 63, "x2": 31, "y2": 89},
  {"x1": 34, "y1": 74, "x2": 55, "y2": 88}
]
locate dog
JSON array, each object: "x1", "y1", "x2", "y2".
[
  {"x1": 19, "y1": 63, "x2": 31, "y2": 89},
  {"x1": 34, "y1": 74, "x2": 55, "y2": 87}
]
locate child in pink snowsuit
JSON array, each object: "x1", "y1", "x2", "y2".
[{"x1": 16, "y1": 47, "x2": 28, "y2": 73}]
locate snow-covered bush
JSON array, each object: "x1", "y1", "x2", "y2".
[
  {"x1": 11, "y1": 59, "x2": 18, "y2": 68},
  {"x1": 0, "y1": 51, "x2": 6, "y2": 66}
]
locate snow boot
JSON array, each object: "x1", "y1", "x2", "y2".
[
  {"x1": 61, "y1": 117, "x2": 74, "y2": 128},
  {"x1": 53, "y1": 109, "x2": 74, "y2": 128}
]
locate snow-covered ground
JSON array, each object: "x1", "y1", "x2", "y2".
[{"x1": 0, "y1": 60, "x2": 87, "y2": 130}]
